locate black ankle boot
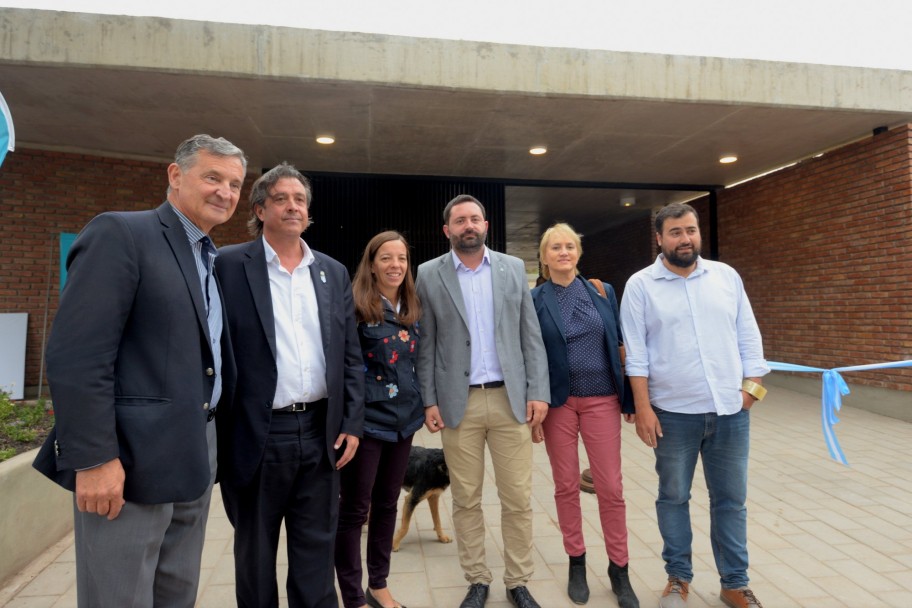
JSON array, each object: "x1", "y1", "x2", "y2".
[
  {"x1": 608, "y1": 560, "x2": 639, "y2": 608},
  {"x1": 568, "y1": 553, "x2": 589, "y2": 604}
]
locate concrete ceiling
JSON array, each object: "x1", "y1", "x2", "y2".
[{"x1": 2, "y1": 9, "x2": 911, "y2": 268}]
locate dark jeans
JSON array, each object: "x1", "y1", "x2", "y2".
[
  {"x1": 334, "y1": 434, "x2": 413, "y2": 608},
  {"x1": 221, "y1": 409, "x2": 339, "y2": 608}
]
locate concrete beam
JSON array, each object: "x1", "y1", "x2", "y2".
[{"x1": 2, "y1": 8, "x2": 910, "y2": 112}]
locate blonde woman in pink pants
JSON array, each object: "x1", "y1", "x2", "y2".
[{"x1": 531, "y1": 223, "x2": 639, "y2": 608}]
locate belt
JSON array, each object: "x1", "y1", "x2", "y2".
[
  {"x1": 206, "y1": 408, "x2": 217, "y2": 422},
  {"x1": 274, "y1": 398, "x2": 327, "y2": 413},
  {"x1": 469, "y1": 380, "x2": 505, "y2": 389}
]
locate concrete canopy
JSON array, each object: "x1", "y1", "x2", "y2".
[{"x1": 2, "y1": 8, "x2": 911, "y2": 265}]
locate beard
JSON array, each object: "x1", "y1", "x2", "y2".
[
  {"x1": 663, "y1": 243, "x2": 700, "y2": 268},
  {"x1": 451, "y1": 229, "x2": 487, "y2": 253}
]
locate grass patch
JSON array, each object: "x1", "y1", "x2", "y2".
[{"x1": 0, "y1": 390, "x2": 54, "y2": 462}]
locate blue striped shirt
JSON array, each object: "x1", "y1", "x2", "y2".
[{"x1": 169, "y1": 204, "x2": 223, "y2": 411}]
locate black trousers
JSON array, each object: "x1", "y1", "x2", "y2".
[
  {"x1": 334, "y1": 434, "x2": 413, "y2": 608},
  {"x1": 222, "y1": 408, "x2": 339, "y2": 608}
]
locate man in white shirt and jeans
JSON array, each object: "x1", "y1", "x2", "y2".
[{"x1": 620, "y1": 203, "x2": 769, "y2": 608}]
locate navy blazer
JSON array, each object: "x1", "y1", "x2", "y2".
[
  {"x1": 34, "y1": 203, "x2": 236, "y2": 504},
  {"x1": 531, "y1": 277, "x2": 632, "y2": 413},
  {"x1": 215, "y1": 237, "x2": 364, "y2": 489}
]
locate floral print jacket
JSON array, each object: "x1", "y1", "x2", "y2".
[{"x1": 359, "y1": 305, "x2": 424, "y2": 441}]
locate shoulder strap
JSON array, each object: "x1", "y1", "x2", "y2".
[{"x1": 588, "y1": 278, "x2": 607, "y2": 298}]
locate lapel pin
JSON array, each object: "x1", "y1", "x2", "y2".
[{"x1": 320, "y1": 270, "x2": 326, "y2": 284}]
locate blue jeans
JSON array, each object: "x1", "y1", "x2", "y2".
[{"x1": 653, "y1": 407, "x2": 750, "y2": 589}]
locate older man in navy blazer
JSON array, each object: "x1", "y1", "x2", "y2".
[
  {"x1": 34, "y1": 134, "x2": 246, "y2": 607},
  {"x1": 416, "y1": 194, "x2": 550, "y2": 608},
  {"x1": 216, "y1": 162, "x2": 363, "y2": 608}
]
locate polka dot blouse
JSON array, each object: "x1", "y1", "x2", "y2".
[{"x1": 552, "y1": 277, "x2": 617, "y2": 397}]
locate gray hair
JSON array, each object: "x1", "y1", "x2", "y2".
[
  {"x1": 167, "y1": 134, "x2": 247, "y2": 195},
  {"x1": 247, "y1": 162, "x2": 313, "y2": 237},
  {"x1": 174, "y1": 134, "x2": 247, "y2": 172}
]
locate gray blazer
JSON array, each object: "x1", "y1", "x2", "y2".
[{"x1": 416, "y1": 249, "x2": 550, "y2": 428}]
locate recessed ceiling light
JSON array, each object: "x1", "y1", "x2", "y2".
[
  {"x1": 719, "y1": 155, "x2": 738, "y2": 164},
  {"x1": 620, "y1": 196, "x2": 636, "y2": 208},
  {"x1": 529, "y1": 146, "x2": 547, "y2": 155},
  {"x1": 316, "y1": 136, "x2": 335, "y2": 145}
]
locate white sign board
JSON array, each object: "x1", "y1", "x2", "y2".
[{"x1": 0, "y1": 313, "x2": 27, "y2": 399}]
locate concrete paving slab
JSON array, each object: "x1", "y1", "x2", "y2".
[{"x1": 2, "y1": 384, "x2": 911, "y2": 607}]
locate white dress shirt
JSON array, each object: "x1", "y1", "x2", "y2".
[
  {"x1": 263, "y1": 236, "x2": 328, "y2": 407},
  {"x1": 620, "y1": 255, "x2": 769, "y2": 415}
]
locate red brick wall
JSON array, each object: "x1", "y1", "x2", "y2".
[
  {"x1": 570, "y1": 128, "x2": 912, "y2": 394},
  {"x1": 3, "y1": 128, "x2": 911, "y2": 394},
  {"x1": 718, "y1": 125, "x2": 912, "y2": 391},
  {"x1": 0, "y1": 149, "x2": 254, "y2": 396}
]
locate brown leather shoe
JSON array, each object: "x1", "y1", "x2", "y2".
[
  {"x1": 720, "y1": 587, "x2": 763, "y2": 608},
  {"x1": 659, "y1": 578, "x2": 689, "y2": 608},
  {"x1": 580, "y1": 468, "x2": 595, "y2": 494}
]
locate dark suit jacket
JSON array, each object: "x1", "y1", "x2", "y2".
[
  {"x1": 215, "y1": 237, "x2": 364, "y2": 489},
  {"x1": 33, "y1": 203, "x2": 236, "y2": 504},
  {"x1": 531, "y1": 277, "x2": 632, "y2": 413}
]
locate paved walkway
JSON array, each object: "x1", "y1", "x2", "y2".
[{"x1": 2, "y1": 382, "x2": 911, "y2": 607}]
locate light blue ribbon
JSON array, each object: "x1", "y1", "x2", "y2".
[{"x1": 768, "y1": 359, "x2": 912, "y2": 466}]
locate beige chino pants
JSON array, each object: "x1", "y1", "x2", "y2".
[{"x1": 441, "y1": 386, "x2": 534, "y2": 588}]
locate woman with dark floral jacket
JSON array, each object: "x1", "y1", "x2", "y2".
[{"x1": 335, "y1": 231, "x2": 423, "y2": 608}]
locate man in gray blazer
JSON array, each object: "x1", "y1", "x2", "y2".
[
  {"x1": 416, "y1": 194, "x2": 550, "y2": 608},
  {"x1": 33, "y1": 134, "x2": 246, "y2": 607}
]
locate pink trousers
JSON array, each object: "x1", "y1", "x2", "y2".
[{"x1": 542, "y1": 394, "x2": 629, "y2": 565}]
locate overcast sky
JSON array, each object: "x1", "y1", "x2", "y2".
[{"x1": 4, "y1": 0, "x2": 911, "y2": 70}]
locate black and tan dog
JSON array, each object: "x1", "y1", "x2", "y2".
[{"x1": 391, "y1": 446, "x2": 453, "y2": 551}]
